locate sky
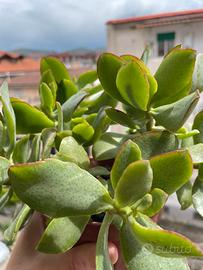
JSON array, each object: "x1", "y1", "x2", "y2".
[{"x1": 1, "y1": 0, "x2": 203, "y2": 52}]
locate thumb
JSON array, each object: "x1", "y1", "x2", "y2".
[{"x1": 70, "y1": 242, "x2": 118, "y2": 270}]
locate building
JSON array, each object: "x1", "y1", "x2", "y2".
[
  {"x1": 50, "y1": 49, "x2": 100, "y2": 69},
  {"x1": 107, "y1": 9, "x2": 203, "y2": 71}
]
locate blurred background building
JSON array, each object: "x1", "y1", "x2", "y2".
[{"x1": 107, "y1": 9, "x2": 203, "y2": 72}]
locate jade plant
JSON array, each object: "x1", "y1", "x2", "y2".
[{"x1": 1, "y1": 45, "x2": 203, "y2": 269}]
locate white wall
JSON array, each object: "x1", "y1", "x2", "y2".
[{"x1": 107, "y1": 20, "x2": 203, "y2": 73}]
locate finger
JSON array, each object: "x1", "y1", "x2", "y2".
[{"x1": 70, "y1": 242, "x2": 118, "y2": 270}]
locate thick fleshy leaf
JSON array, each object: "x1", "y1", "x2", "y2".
[
  {"x1": 4, "y1": 205, "x2": 32, "y2": 243},
  {"x1": 134, "y1": 194, "x2": 153, "y2": 213},
  {"x1": 120, "y1": 54, "x2": 157, "y2": 103},
  {"x1": 56, "y1": 102, "x2": 63, "y2": 132},
  {"x1": 106, "y1": 108, "x2": 136, "y2": 129},
  {"x1": 120, "y1": 221, "x2": 190, "y2": 270},
  {"x1": 72, "y1": 122, "x2": 94, "y2": 143},
  {"x1": 192, "y1": 172, "x2": 203, "y2": 217},
  {"x1": 90, "y1": 107, "x2": 110, "y2": 145},
  {"x1": 56, "y1": 136, "x2": 90, "y2": 169},
  {"x1": 116, "y1": 61, "x2": 149, "y2": 111},
  {"x1": 37, "y1": 216, "x2": 89, "y2": 253},
  {"x1": 96, "y1": 212, "x2": 113, "y2": 270},
  {"x1": 11, "y1": 99, "x2": 54, "y2": 134},
  {"x1": 9, "y1": 159, "x2": 113, "y2": 217},
  {"x1": 77, "y1": 70, "x2": 98, "y2": 89},
  {"x1": 186, "y1": 143, "x2": 203, "y2": 164},
  {"x1": 85, "y1": 92, "x2": 117, "y2": 115},
  {"x1": 153, "y1": 48, "x2": 196, "y2": 107},
  {"x1": 39, "y1": 82, "x2": 55, "y2": 116},
  {"x1": 150, "y1": 150, "x2": 193, "y2": 194},
  {"x1": 192, "y1": 53, "x2": 203, "y2": 92},
  {"x1": 111, "y1": 140, "x2": 141, "y2": 190},
  {"x1": 0, "y1": 188, "x2": 12, "y2": 211},
  {"x1": 132, "y1": 131, "x2": 179, "y2": 159},
  {"x1": 60, "y1": 91, "x2": 88, "y2": 122},
  {"x1": 40, "y1": 69, "x2": 57, "y2": 96},
  {"x1": 29, "y1": 135, "x2": 42, "y2": 162},
  {"x1": 40, "y1": 57, "x2": 71, "y2": 83},
  {"x1": 151, "y1": 91, "x2": 199, "y2": 132},
  {"x1": 177, "y1": 182, "x2": 192, "y2": 210},
  {"x1": 0, "y1": 157, "x2": 10, "y2": 184},
  {"x1": 1, "y1": 81, "x2": 16, "y2": 156},
  {"x1": 193, "y1": 110, "x2": 203, "y2": 143},
  {"x1": 13, "y1": 135, "x2": 30, "y2": 163},
  {"x1": 57, "y1": 79, "x2": 78, "y2": 104},
  {"x1": 128, "y1": 214, "x2": 203, "y2": 257},
  {"x1": 142, "y1": 188, "x2": 168, "y2": 217},
  {"x1": 115, "y1": 160, "x2": 153, "y2": 207},
  {"x1": 88, "y1": 166, "x2": 110, "y2": 177},
  {"x1": 93, "y1": 132, "x2": 125, "y2": 160},
  {"x1": 141, "y1": 45, "x2": 151, "y2": 65},
  {"x1": 41, "y1": 128, "x2": 56, "y2": 159},
  {"x1": 97, "y1": 53, "x2": 125, "y2": 102}
]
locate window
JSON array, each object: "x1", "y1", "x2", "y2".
[{"x1": 157, "y1": 32, "x2": 175, "y2": 56}]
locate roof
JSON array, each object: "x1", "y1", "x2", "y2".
[
  {"x1": 107, "y1": 8, "x2": 203, "y2": 25},
  {"x1": 0, "y1": 58, "x2": 40, "y2": 73}
]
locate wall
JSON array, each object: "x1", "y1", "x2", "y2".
[{"x1": 107, "y1": 20, "x2": 203, "y2": 72}]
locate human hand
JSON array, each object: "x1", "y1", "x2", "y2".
[{"x1": 6, "y1": 213, "x2": 126, "y2": 270}]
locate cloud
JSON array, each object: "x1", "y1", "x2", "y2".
[{"x1": 0, "y1": 0, "x2": 202, "y2": 51}]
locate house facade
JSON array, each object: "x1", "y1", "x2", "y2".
[{"x1": 107, "y1": 9, "x2": 203, "y2": 71}]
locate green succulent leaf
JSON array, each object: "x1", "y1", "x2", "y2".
[
  {"x1": 152, "y1": 48, "x2": 196, "y2": 107},
  {"x1": 111, "y1": 140, "x2": 141, "y2": 190},
  {"x1": 177, "y1": 182, "x2": 193, "y2": 210},
  {"x1": 57, "y1": 79, "x2": 78, "y2": 104},
  {"x1": 151, "y1": 91, "x2": 199, "y2": 132},
  {"x1": 0, "y1": 188, "x2": 13, "y2": 211},
  {"x1": 4, "y1": 204, "x2": 32, "y2": 243},
  {"x1": 60, "y1": 91, "x2": 88, "y2": 122},
  {"x1": 192, "y1": 171, "x2": 203, "y2": 217},
  {"x1": 77, "y1": 70, "x2": 98, "y2": 89},
  {"x1": 128, "y1": 214, "x2": 203, "y2": 257},
  {"x1": 9, "y1": 159, "x2": 113, "y2": 217},
  {"x1": 89, "y1": 107, "x2": 110, "y2": 145},
  {"x1": 141, "y1": 45, "x2": 151, "y2": 65},
  {"x1": 56, "y1": 136, "x2": 90, "y2": 169},
  {"x1": 115, "y1": 160, "x2": 153, "y2": 207},
  {"x1": 93, "y1": 132, "x2": 125, "y2": 161},
  {"x1": 41, "y1": 128, "x2": 56, "y2": 159},
  {"x1": 186, "y1": 143, "x2": 203, "y2": 164},
  {"x1": 0, "y1": 157, "x2": 10, "y2": 184},
  {"x1": 132, "y1": 131, "x2": 179, "y2": 159},
  {"x1": 72, "y1": 122, "x2": 94, "y2": 143},
  {"x1": 1, "y1": 81, "x2": 16, "y2": 156},
  {"x1": 192, "y1": 53, "x2": 203, "y2": 92},
  {"x1": 97, "y1": 53, "x2": 126, "y2": 102},
  {"x1": 193, "y1": 110, "x2": 203, "y2": 143},
  {"x1": 106, "y1": 108, "x2": 136, "y2": 129},
  {"x1": 116, "y1": 61, "x2": 150, "y2": 111},
  {"x1": 29, "y1": 135, "x2": 42, "y2": 162},
  {"x1": 37, "y1": 216, "x2": 89, "y2": 253},
  {"x1": 13, "y1": 135, "x2": 30, "y2": 163},
  {"x1": 85, "y1": 92, "x2": 117, "y2": 114},
  {"x1": 133, "y1": 194, "x2": 153, "y2": 213},
  {"x1": 142, "y1": 188, "x2": 168, "y2": 217},
  {"x1": 120, "y1": 221, "x2": 190, "y2": 270},
  {"x1": 39, "y1": 82, "x2": 55, "y2": 116},
  {"x1": 40, "y1": 57, "x2": 71, "y2": 83},
  {"x1": 88, "y1": 166, "x2": 110, "y2": 177},
  {"x1": 96, "y1": 212, "x2": 113, "y2": 270},
  {"x1": 150, "y1": 150, "x2": 193, "y2": 194},
  {"x1": 11, "y1": 99, "x2": 54, "y2": 134}
]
